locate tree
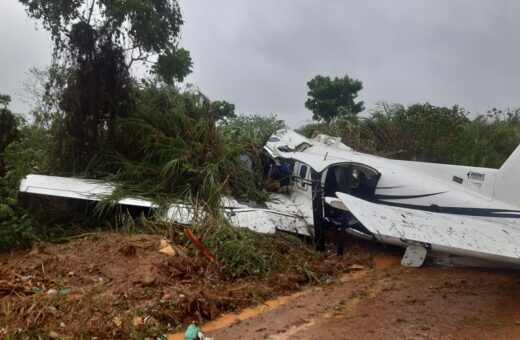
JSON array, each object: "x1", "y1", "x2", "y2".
[
  {"x1": 0, "y1": 94, "x2": 18, "y2": 176},
  {"x1": 305, "y1": 75, "x2": 364, "y2": 123},
  {"x1": 211, "y1": 100, "x2": 236, "y2": 121},
  {"x1": 19, "y1": 0, "x2": 192, "y2": 82},
  {"x1": 19, "y1": 0, "x2": 193, "y2": 172},
  {"x1": 0, "y1": 94, "x2": 11, "y2": 110}
]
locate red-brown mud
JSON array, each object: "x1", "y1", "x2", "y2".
[
  {"x1": 205, "y1": 256, "x2": 520, "y2": 340},
  {"x1": 0, "y1": 233, "x2": 361, "y2": 338}
]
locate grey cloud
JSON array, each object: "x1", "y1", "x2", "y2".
[
  {"x1": 0, "y1": 2, "x2": 51, "y2": 114},
  {"x1": 179, "y1": 0, "x2": 520, "y2": 126},
  {"x1": 2, "y1": 1, "x2": 520, "y2": 126}
]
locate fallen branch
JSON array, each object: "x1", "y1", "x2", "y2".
[{"x1": 184, "y1": 228, "x2": 217, "y2": 264}]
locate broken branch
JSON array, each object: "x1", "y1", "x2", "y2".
[{"x1": 184, "y1": 228, "x2": 217, "y2": 264}]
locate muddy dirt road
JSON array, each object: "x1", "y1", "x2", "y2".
[
  {"x1": 202, "y1": 256, "x2": 520, "y2": 340},
  {"x1": 2, "y1": 234, "x2": 520, "y2": 339}
]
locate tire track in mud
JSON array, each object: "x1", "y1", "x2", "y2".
[{"x1": 268, "y1": 276, "x2": 385, "y2": 340}]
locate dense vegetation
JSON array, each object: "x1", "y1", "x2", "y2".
[
  {"x1": 3, "y1": 90, "x2": 520, "y2": 253},
  {"x1": 19, "y1": 0, "x2": 192, "y2": 172},
  {"x1": 298, "y1": 103, "x2": 520, "y2": 168}
]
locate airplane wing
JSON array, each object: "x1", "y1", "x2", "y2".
[
  {"x1": 20, "y1": 174, "x2": 156, "y2": 208},
  {"x1": 331, "y1": 192, "x2": 520, "y2": 267},
  {"x1": 20, "y1": 174, "x2": 310, "y2": 235}
]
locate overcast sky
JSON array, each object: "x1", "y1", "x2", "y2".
[{"x1": 1, "y1": 1, "x2": 520, "y2": 126}]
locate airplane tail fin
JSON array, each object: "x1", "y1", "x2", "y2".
[{"x1": 494, "y1": 145, "x2": 520, "y2": 207}]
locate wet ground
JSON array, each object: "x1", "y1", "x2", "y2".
[
  {"x1": 186, "y1": 255, "x2": 520, "y2": 340},
  {"x1": 0, "y1": 233, "x2": 360, "y2": 338},
  {"x1": 2, "y1": 234, "x2": 520, "y2": 339}
]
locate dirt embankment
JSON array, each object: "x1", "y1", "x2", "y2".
[{"x1": 0, "y1": 233, "x2": 362, "y2": 339}]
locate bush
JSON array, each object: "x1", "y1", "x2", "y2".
[
  {"x1": 298, "y1": 102, "x2": 520, "y2": 168},
  {"x1": 0, "y1": 114, "x2": 45, "y2": 252},
  {"x1": 219, "y1": 114, "x2": 287, "y2": 148},
  {"x1": 178, "y1": 222, "x2": 314, "y2": 279}
]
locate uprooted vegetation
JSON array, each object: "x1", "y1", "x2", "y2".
[
  {"x1": 89, "y1": 84, "x2": 282, "y2": 209},
  {"x1": 0, "y1": 82, "x2": 286, "y2": 251},
  {"x1": 0, "y1": 230, "x2": 369, "y2": 338}
]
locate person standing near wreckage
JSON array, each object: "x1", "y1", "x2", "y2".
[{"x1": 265, "y1": 159, "x2": 293, "y2": 192}]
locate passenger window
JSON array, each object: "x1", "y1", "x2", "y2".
[
  {"x1": 297, "y1": 165, "x2": 309, "y2": 190},
  {"x1": 299, "y1": 165, "x2": 308, "y2": 179}
]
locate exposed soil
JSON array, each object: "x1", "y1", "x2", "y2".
[
  {"x1": 2, "y1": 233, "x2": 520, "y2": 339},
  {"x1": 205, "y1": 255, "x2": 520, "y2": 340},
  {"x1": 0, "y1": 233, "x2": 362, "y2": 339}
]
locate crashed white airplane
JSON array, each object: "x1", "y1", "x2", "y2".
[
  {"x1": 263, "y1": 129, "x2": 520, "y2": 268},
  {"x1": 19, "y1": 129, "x2": 520, "y2": 268}
]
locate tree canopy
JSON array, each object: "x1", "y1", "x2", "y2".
[
  {"x1": 305, "y1": 75, "x2": 364, "y2": 123},
  {"x1": 211, "y1": 100, "x2": 236, "y2": 121},
  {"x1": 19, "y1": 0, "x2": 193, "y2": 173},
  {"x1": 0, "y1": 94, "x2": 11, "y2": 109},
  {"x1": 19, "y1": 0, "x2": 192, "y2": 82}
]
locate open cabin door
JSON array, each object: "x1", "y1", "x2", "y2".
[{"x1": 313, "y1": 163, "x2": 381, "y2": 250}]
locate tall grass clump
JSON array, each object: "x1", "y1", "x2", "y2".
[
  {"x1": 202, "y1": 224, "x2": 315, "y2": 279},
  {"x1": 446, "y1": 109, "x2": 520, "y2": 167},
  {"x1": 91, "y1": 84, "x2": 274, "y2": 212},
  {"x1": 219, "y1": 114, "x2": 287, "y2": 148}
]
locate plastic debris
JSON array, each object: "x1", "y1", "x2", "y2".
[
  {"x1": 58, "y1": 288, "x2": 71, "y2": 295},
  {"x1": 184, "y1": 324, "x2": 200, "y2": 340},
  {"x1": 184, "y1": 323, "x2": 212, "y2": 340}
]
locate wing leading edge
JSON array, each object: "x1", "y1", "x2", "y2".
[{"x1": 333, "y1": 192, "x2": 520, "y2": 267}]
